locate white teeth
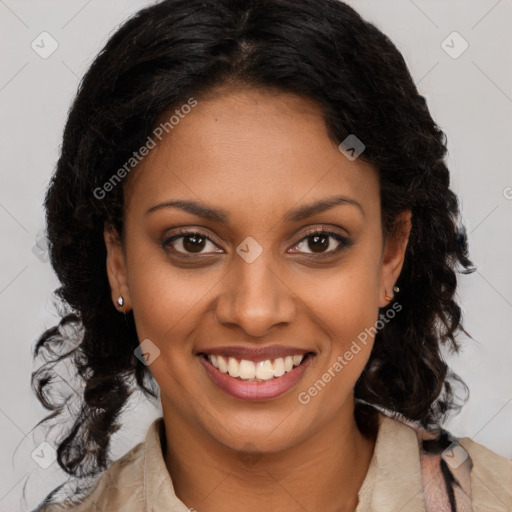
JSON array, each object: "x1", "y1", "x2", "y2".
[
  {"x1": 239, "y1": 359, "x2": 256, "y2": 379},
  {"x1": 292, "y1": 355, "x2": 303, "y2": 366},
  {"x1": 255, "y1": 360, "x2": 274, "y2": 380},
  {"x1": 206, "y1": 353, "x2": 307, "y2": 381},
  {"x1": 218, "y1": 356, "x2": 228, "y2": 373},
  {"x1": 228, "y1": 357, "x2": 240, "y2": 377},
  {"x1": 272, "y1": 357, "x2": 285, "y2": 377}
]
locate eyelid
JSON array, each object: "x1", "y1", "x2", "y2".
[
  {"x1": 162, "y1": 228, "x2": 223, "y2": 255},
  {"x1": 163, "y1": 226, "x2": 222, "y2": 244},
  {"x1": 298, "y1": 224, "x2": 349, "y2": 240},
  {"x1": 288, "y1": 226, "x2": 350, "y2": 256}
]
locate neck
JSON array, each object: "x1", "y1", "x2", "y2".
[{"x1": 162, "y1": 396, "x2": 378, "y2": 512}]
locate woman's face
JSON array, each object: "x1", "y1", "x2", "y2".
[{"x1": 105, "y1": 86, "x2": 409, "y2": 453}]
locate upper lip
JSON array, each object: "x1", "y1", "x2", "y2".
[{"x1": 197, "y1": 344, "x2": 315, "y2": 362}]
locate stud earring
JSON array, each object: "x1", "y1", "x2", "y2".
[{"x1": 116, "y1": 296, "x2": 124, "y2": 308}]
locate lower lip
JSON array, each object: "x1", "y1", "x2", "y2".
[{"x1": 198, "y1": 355, "x2": 314, "y2": 401}]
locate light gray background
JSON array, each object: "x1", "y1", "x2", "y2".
[{"x1": 1, "y1": 1, "x2": 511, "y2": 510}]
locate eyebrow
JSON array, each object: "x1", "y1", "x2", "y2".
[{"x1": 145, "y1": 195, "x2": 364, "y2": 223}]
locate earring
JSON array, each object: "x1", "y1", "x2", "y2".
[
  {"x1": 385, "y1": 286, "x2": 400, "y2": 301},
  {"x1": 116, "y1": 296, "x2": 124, "y2": 308}
]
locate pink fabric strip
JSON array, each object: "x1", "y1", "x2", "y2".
[{"x1": 408, "y1": 419, "x2": 473, "y2": 512}]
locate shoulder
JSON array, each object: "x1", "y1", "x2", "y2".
[
  {"x1": 367, "y1": 407, "x2": 512, "y2": 510},
  {"x1": 31, "y1": 438, "x2": 146, "y2": 512},
  {"x1": 457, "y1": 436, "x2": 512, "y2": 510}
]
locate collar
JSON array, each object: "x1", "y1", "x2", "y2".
[
  {"x1": 142, "y1": 417, "x2": 189, "y2": 511},
  {"x1": 356, "y1": 413, "x2": 426, "y2": 511}
]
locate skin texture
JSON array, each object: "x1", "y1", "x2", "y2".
[{"x1": 105, "y1": 86, "x2": 411, "y2": 512}]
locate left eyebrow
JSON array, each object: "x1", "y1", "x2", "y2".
[
  {"x1": 283, "y1": 195, "x2": 364, "y2": 222},
  {"x1": 145, "y1": 195, "x2": 364, "y2": 224}
]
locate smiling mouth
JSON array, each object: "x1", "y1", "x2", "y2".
[{"x1": 198, "y1": 353, "x2": 315, "y2": 382}]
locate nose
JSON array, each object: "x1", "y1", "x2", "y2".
[{"x1": 214, "y1": 251, "x2": 296, "y2": 338}]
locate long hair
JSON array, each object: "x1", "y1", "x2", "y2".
[{"x1": 31, "y1": 0, "x2": 474, "y2": 504}]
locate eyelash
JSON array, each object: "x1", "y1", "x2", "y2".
[{"x1": 162, "y1": 227, "x2": 351, "y2": 258}]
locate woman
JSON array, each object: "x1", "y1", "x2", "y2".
[{"x1": 31, "y1": 0, "x2": 511, "y2": 510}]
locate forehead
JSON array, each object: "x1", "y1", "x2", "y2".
[{"x1": 124, "y1": 87, "x2": 380, "y2": 224}]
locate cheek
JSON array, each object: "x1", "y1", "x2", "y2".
[
  {"x1": 126, "y1": 259, "x2": 215, "y2": 404},
  {"x1": 124, "y1": 236, "x2": 222, "y2": 358},
  {"x1": 295, "y1": 247, "x2": 382, "y2": 387},
  {"x1": 125, "y1": 268, "x2": 221, "y2": 435},
  {"x1": 297, "y1": 253, "x2": 381, "y2": 342},
  {"x1": 129, "y1": 266, "x2": 216, "y2": 343},
  {"x1": 295, "y1": 272, "x2": 379, "y2": 420},
  {"x1": 312, "y1": 281, "x2": 378, "y2": 376}
]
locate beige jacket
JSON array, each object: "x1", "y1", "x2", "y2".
[{"x1": 34, "y1": 413, "x2": 512, "y2": 511}]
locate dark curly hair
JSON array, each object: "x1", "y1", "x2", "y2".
[{"x1": 31, "y1": 0, "x2": 475, "y2": 505}]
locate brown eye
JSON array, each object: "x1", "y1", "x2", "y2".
[
  {"x1": 289, "y1": 230, "x2": 348, "y2": 255},
  {"x1": 163, "y1": 231, "x2": 223, "y2": 255},
  {"x1": 307, "y1": 233, "x2": 330, "y2": 253},
  {"x1": 182, "y1": 233, "x2": 206, "y2": 253}
]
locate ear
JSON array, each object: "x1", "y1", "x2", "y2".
[
  {"x1": 378, "y1": 210, "x2": 412, "y2": 308},
  {"x1": 104, "y1": 225, "x2": 132, "y2": 312}
]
